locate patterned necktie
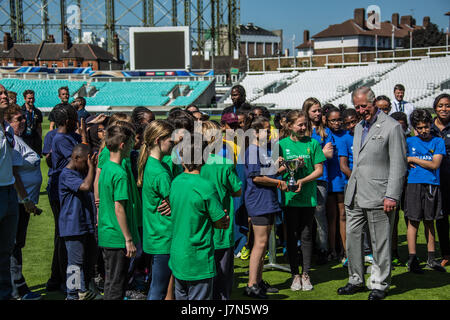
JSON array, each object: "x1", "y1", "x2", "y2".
[{"x1": 399, "y1": 101, "x2": 404, "y2": 113}]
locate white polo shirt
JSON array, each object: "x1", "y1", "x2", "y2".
[{"x1": 0, "y1": 122, "x2": 16, "y2": 186}]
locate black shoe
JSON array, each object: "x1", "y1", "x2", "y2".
[
  {"x1": 316, "y1": 250, "x2": 328, "y2": 265},
  {"x1": 45, "y1": 280, "x2": 61, "y2": 292},
  {"x1": 258, "y1": 280, "x2": 279, "y2": 294},
  {"x1": 407, "y1": 257, "x2": 424, "y2": 274},
  {"x1": 427, "y1": 260, "x2": 447, "y2": 272},
  {"x1": 337, "y1": 283, "x2": 365, "y2": 295},
  {"x1": 244, "y1": 284, "x2": 268, "y2": 299},
  {"x1": 368, "y1": 289, "x2": 387, "y2": 300}
]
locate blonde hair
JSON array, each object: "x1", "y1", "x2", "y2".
[
  {"x1": 201, "y1": 120, "x2": 221, "y2": 145},
  {"x1": 281, "y1": 110, "x2": 307, "y2": 138},
  {"x1": 137, "y1": 120, "x2": 174, "y2": 187}
]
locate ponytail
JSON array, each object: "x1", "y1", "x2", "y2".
[{"x1": 137, "y1": 120, "x2": 174, "y2": 187}]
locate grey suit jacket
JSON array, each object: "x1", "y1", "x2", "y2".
[{"x1": 344, "y1": 111, "x2": 407, "y2": 209}]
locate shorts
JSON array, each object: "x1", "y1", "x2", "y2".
[
  {"x1": 249, "y1": 213, "x2": 275, "y2": 226},
  {"x1": 404, "y1": 183, "x2": 443, "y2": 222}
]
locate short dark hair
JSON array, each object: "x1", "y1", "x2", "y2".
[
  {"x1": 53, "y1": 104, "x2": 78, "y2": 127},
  {"x1": 394, "y1": 84, "x2": 405, "y2": 92},
  {"x1": 131, "y1": 106, "x2": 154, "y2": 126},
  {"x1": 410, "y1": 109, "x2": 432, "y2": 128},
  {"x1": 251, "y1": 106, "x2": 271, "y2": 120},
  {"x1": 390, "y1": 111, "x2": 407, "y2": 123},
  {"x1": 231, "y1": 84, "x2": 246, "y2": 98},
  {"x1": 433, "y1": 93, "x2": 450, "y2": 110},
  {"x1": 105, "y1": 124, "x2": 135, "y2": 152},
  {"x1": 72, "y1": 143, "x2": 91, "y2": 158},
  {"x1": 74, "y1": 96, "x2": 86, "y2": 107},
  {"x1": 23, "y1": 89, "x2": 35, "y2": 98},
  {"x1": 325, "y1": 106, "x2": 340, "y2": 120},
  {"x1": 342, "y1": 108, "x2": 358, "y2": 119},
  {"x1": 375, "y1": 95, "x2": 391, "y2": 107},
  {"x1": 58, "y1": 86, "x2": 69, "y2": 95},
  {"x1": 167, "y1": 110, "x2": 195, "y2": 133}
]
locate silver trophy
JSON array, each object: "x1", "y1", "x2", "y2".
[{"x1": 282, "y1": 159, "x2": 301, "y2": 192}]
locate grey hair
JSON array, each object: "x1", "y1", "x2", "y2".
[{"x1": 352, "y1": 86, "x2": 376, "y2": 105}]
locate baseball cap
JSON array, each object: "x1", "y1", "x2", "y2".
[{"x1": 221, "y1": 112, "x2": 239, "y2": 124}]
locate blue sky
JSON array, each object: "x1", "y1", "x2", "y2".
[{"x1": 240, "y1": 0, "x2": 450, "y2": 52}]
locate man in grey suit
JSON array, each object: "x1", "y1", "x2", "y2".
[{"x1": 337, "y1": 86, "x2": 407, "y2": 300}]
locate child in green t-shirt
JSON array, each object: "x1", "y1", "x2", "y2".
[
  {"x1": 169, "y1": 137, "x2": 230, "y2": 300},
  {"x1": 200, "y1": 121, "x2": 242, "y2": 300},
  {"x1": 278, "y1": 110, "x2": 326, "y2": 292},
  {"x1": 136, "y1": 120, "x2": 176, "y2": 300},
  {"x1": 98, "y1": 124, "x2": 140, "y2": 300}
]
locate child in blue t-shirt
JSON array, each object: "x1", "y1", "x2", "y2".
[
  {"x1": 59, "y1": 144, "x2": 97, "y2": 300},
  {"x1": 46, "y1": 105, "x2": 81, "y2": 292},
  {"x1": 405, "y1": 109, "x2": 446, "y2": 273},
  {"x1": 324, "y1": 107, "x2": 347, "y2": 264}
]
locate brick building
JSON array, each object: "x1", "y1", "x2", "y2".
[
  {"x1": 297, "y1": 8, "x2": 429, "y2": 56},
  {"x1": 0, "y1": 30, "x2": 124, "y2": 70},
  {"x1": 238, "y1": 23, "x2": 283, "y2": 58}
]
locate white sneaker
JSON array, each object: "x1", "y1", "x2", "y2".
[
  {"x1": 290, "y1": 275, "x2": 302, "y2": 291},
  {"x1": 301, "y1": 273, "x2": 313, "y2": 291}
]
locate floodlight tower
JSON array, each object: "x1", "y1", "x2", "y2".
[{"x1": 0, "y1": 0, "x2": 240, "y2": 64}]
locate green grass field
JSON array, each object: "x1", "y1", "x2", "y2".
[{"x1": 21, "y1": 118, "x2": 450, "y2": 300}]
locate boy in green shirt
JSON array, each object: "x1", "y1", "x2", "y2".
[
  {"x1": 98, "y1": 124, "x2": 140, "y2": 300},
  {"x1": 169, "y1": 138, "x2": 230, "y2": 300}
]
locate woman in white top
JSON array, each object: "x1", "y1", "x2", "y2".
[{"x1": 4, "y1": 104, "x2": 42, "y2": 300}]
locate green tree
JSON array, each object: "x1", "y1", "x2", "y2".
[{"x1": 403, "y1": 22, "x2": 446, "y2": 48}]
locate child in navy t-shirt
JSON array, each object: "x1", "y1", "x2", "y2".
[
  {"x1": 59, "y1": 143, "x2": 97, "y2": 300},
  {"x1": 46, "y1": 105, "x2": 81, "y2": 292},
  {"x1": 405, "y1": 109, "x2": 446, "y2": 273}
]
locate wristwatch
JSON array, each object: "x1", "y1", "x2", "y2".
[{"x1": 19, "y1": 197, "x2": 31, "y2": 204}]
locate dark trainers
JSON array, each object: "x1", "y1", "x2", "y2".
[
  {"x1": 258, "y1": 280, "x2": 279, "y2": 294},
  {"x1": 244, "y1": 284, "x2": 268, "y2": 299},
  {"x1": 316, "y1": 250, "x2": 328, "y2": 265},
  {"x1": 125, "y1": 290, "x2": 147, "y2": 300},
  {"x1": 407, "y1": 257, "x2": 424, "y2": 274},
  {"x1": 427, "y1": 260, "x2": 447, "y2": 272}
]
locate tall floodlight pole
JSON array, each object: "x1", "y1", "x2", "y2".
[
  {"x1": 211, "y1": 0, "x2": 215, "y2": 68},
  {"x1": 197, "y1": 0, "x2": 203, "y2": 55},
  {"x1": 41, "y1": 0, "x2": 49, "y2": 40},
  {"x1": 60, "y1": 0, "x2": 66, "y2": 41},
  {"x1": 106, "y1": 0, "x2": 115, "y2": 54},
  {"x1": 172, "y1": 0, "x2": 177, "y2": 26}
]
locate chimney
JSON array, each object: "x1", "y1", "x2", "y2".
[
  {"x1": 47, "y1": 34, "x2": 55, "y2": 43},
  {"x1": 303, "y1": 30, "x2": 310, "y2": 43},
  {"x1": 63, "y1": 30, "x2": 72, "y2": 51},
  {"x1": 354, "y1": 8, "x2": 365, "y2": 29},
  {"x1": 400, "y1": 15, "x2": 413, "y2": 26},
  {"x1": 392, "y1": 13, "x2": 399, "y2": 27},
  {"x1": 3, "y1": 32, "x2": 13, "y2": 51},
  {"x1": 113, "y1": 33, "x2": 120, "y2": 61},
  {"x1": 423, "y1": 16, "x2": 430, "y2": 28}
]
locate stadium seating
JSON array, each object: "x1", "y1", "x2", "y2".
[
  {"x1": 1, "y1": 79, "x2": 86, "y2": 108},
  {"x1": 0, "y1": 78, "x2": 213, "y2": 108},
  {"x1": 223, "y1": 56, "x2": 450, "y2": 110}
]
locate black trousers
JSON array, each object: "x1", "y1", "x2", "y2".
[
  {"x1": 436, "y1": 179, "x2": 450, "y2": 257},
  {"x1": 284, "y1": 207, "x2": 315, "y2": 275},
  {"x1": 102, "y1": 247, "x2": 130, "y2": 300},
  {"x1": 47, "y1": 198, "x2": 68, "y2": 289}
]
